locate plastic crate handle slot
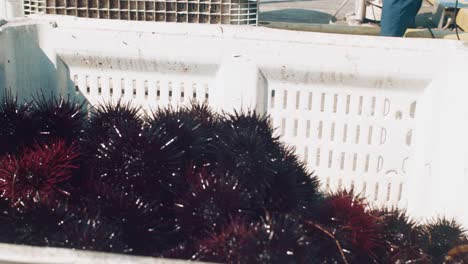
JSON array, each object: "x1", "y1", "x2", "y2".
[{"x1": 211, "y1": 55, "x2": 267, "y2": 114}]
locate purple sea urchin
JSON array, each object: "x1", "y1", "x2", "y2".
[
  {"x1": 419, "y1": 217, "x2": 467, "y2": 263},
  {"x1": 92, "y1": 121, "x2": 146, "y2": 186},
  {"x1": 0, "y1": 90, "x2": 34, "y2": 155},
  {"x1": 372, "y1": 208, "x2": 429, "y2": 263},
  {"x1": 267, "y1": 147, "x2": 322, "y2": 215},
  {"x1": 76, "y1": 181, "x2": 173, "y2": 255},
  {"x1": 148, "y1": 103, "x2": 218, "y2": 168},
  {"x1": 31, "y1": 93, "x2": 86, "y2": 144},
  {"x1": 213, "y1": 111, "x2": 282, "y2": 204},
  {"x1": 174, "y1": 165, "x2": 253, "y2": 240}
]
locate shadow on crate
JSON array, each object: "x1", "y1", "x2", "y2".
[{"x1": 0, "y1": 27, "x2": 80, "y2": 104}]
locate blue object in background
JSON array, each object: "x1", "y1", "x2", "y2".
[
  {"x1": 380, "y1": 0, "x2": 423, "y2": 37},
  {"x1": 438, "y1": 0, "x2": 468, "y2": 8}
]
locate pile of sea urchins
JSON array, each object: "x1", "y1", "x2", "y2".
[{"x1": 0, "y1": 90, "x2": 466, "y2": 264}]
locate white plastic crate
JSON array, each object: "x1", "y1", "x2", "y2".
[
  {"x1": 1, "y1": 15, "x2": 468, "y2": 226},
  {"x1": 17, "y1": 0, "x2": 258, "y2": 25},
  {"x1": 0, "y1": 242, "x2": 207, "y2": 263}
]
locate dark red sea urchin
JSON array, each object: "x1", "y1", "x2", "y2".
[
  {"x1": 193, "y1": 218, "x2": 255, "y2": 263},
  {"x1": 195, "y1": 214, "x2": 312, "y2": 264},
  {"x1": 314, "y1": 190, "x2": 383, "y2": 263},
  {"x1": 0, "y1": 140, "x2": 78, "y2": 208}
]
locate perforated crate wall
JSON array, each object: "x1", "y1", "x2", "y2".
[
  {"x1": 22, "y1": 0, "x2": 258, "y2": 25},
  {"x1": 267, "y1": 83, "x2": 417, "y2": 208}
]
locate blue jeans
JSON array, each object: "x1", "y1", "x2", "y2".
[{"x1": 380, "y1": 0, "x2": 423, "y2": 37}]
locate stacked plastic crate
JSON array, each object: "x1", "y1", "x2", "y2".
[{"x1": 21, "y1": 0, "x2": 258, "y2": 24}]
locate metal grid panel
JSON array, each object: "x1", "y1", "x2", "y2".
[
  {"x1": 24, "y1": 0, "x2": 46, "y2": 14},
  {"x1": 229, "y1": 0, "x2": 257, "y2": 25},
  {"x1": 23, "y1": 0, "x2": 258, "y2": 25}
]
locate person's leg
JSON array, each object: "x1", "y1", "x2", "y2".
[
  {"x1": 407, "y1": 0, "x2": 423, "y2": 28},
  {"x1": 380, "y1": 0, "x2": 423, "y2": 37}
]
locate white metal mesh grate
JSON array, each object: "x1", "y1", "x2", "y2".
[
  {"x1": 22, "y1": 0, "x2": 258, "y2": 25},
  {"x1": 24, "y1": 0, "x2": 46, "y2": 15}
]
